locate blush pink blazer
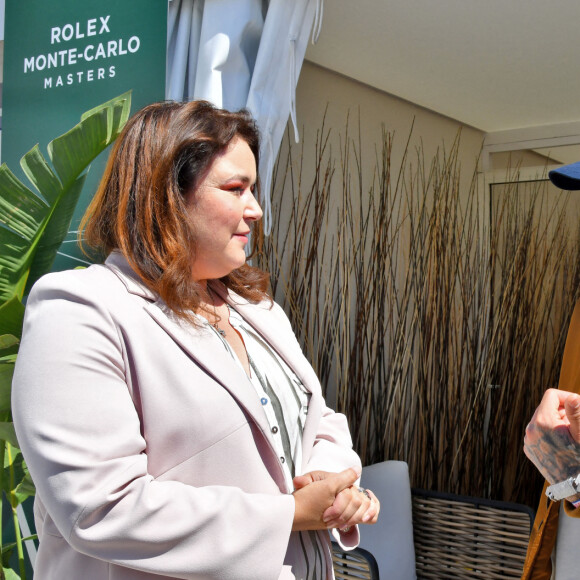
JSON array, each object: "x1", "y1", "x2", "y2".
[{"x1": 12, "y1": 252, "x2": 361, "y2": 580}]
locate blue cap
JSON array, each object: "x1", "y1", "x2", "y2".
[{"x1": 549, "y1": 161, "x2": 580, "y2": 190}]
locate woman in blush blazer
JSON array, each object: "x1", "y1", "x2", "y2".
[{"x1": 12, "y1": 100, "x2": 379, "y2": 580}]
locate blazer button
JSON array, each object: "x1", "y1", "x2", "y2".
[{"x1": 272, "y1": 426, "x2": 279, "y2": 434}]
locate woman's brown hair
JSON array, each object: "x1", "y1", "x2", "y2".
[{"x1": 80, "y1": 100, "x2": 270, "y2": 317}]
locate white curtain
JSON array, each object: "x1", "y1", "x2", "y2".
[{"x1": 166, "y1": 0, "x2": 323, "y2": 234}]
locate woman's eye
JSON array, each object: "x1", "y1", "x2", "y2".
[
  {"x1": 221, "y1": 186, "x2": 241, "y2": 195},
  {"x1": 223, "y1": 181, "x2": 255, "y2": 195},
  {"x1": 224, "y1": 184, "x2": 249, "y2": 196}
]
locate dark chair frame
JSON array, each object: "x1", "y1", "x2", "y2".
[{"x1": 332, "y1": 541, "x2": 380, "y2": 580}]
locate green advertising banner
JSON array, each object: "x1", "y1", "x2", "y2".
[{"x1": 2, "y1": 0, "x2": 167, "y2": 271}]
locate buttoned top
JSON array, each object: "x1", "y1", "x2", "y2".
[{"x1": 203, "y1": 306, "x2": 327, "y2": 579}]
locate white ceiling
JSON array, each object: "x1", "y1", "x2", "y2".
[{"x1": 306, "y1": 0, "x2": 580, "y2": 139}]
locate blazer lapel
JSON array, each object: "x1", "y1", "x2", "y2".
[
  {"x1": 104, "y1": 252, "x2": 275, "y2": 450},
  {"x1": 105, "y1": 251, "x2": 324, "y2": 481},
  {"x1": 143, "y1": 301, "x2": 294, "y2": 489},
  {"x1": 144, "y1": 301, "x2": 269, "y2": 422}
]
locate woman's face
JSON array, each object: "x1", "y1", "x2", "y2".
[{"x1": 186, "y1": 136, "x2": 262, "y2": 283}]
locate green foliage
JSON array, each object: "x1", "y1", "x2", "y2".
[
  {"x1": 0, "y1": 91, "x2": 132, "y2": 579},
  {"x1": 0, "y1": 91, "x2": 131, "y2": 331}
]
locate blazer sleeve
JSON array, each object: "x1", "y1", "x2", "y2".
[
  {"x1": 12, "y1": 271, "x2": 295, "y2": 580},
  {"x1": 306, "y1": 401, "x2": 363, "y2": 549}
]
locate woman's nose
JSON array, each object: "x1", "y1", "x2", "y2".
[{"x1": 245, "y1": 191, "x2": 263, "y2": 221}]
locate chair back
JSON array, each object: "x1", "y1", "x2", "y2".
[
  {"x1": 358, "y1": 461, "x2": 417, "y2": 579},
  {"x1": 411, "y1": 488, "x2": 534, "y2": 579}
]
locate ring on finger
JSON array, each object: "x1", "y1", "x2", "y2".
[{"x1": 357, "y1": 486, "x2": 371, "y2": 500}]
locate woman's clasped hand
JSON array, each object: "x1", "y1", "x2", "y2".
[{"x1": 292, "y1": 468, "x2": 379, "y2": 532}]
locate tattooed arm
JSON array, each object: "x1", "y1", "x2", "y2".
[{"x1": 524, "y1": 388, "x2": 580, "y2": 504}]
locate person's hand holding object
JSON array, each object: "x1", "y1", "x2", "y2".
[{"x1": 524, "y1": 388, "x2": 580, "y2": 504}]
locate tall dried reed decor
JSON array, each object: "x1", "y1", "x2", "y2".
[{"x1": 256, "y1": 121, "x2": 580, "y2": 506}]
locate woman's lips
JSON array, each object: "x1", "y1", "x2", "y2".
[{"x1": 233, "y1": 232, "x2": 250, "y2": 243}]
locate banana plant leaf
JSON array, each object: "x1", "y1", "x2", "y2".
[
  {"x1": 0, "y1": 365, "x2": 14, "y2": 413},
  {"x1": 0, "y1": 300, "x2": 25, "y2": 340},
  {"x1": 0, "y1": 424, "x2": 18, "y2": 450},
  {"x1": 0, "y1": 337, "x2": 17, "y2": 415},
  {"x1": 1, "y1": 565, "x2": 21, "y2": 580},
  {"x1": 3, "y1": 447, "x2": 33, "y2": 506},
  {"x1": 0, "y1": 91, "x2": 132, "y2": 306}
]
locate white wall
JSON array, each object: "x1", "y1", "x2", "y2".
[{"x1": 288, "y1": 61, "x2": 486, "y2": 190}]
